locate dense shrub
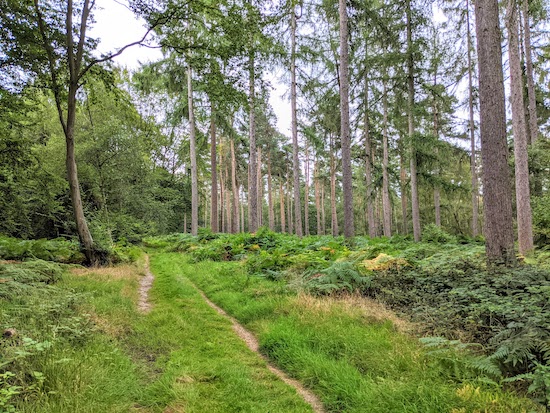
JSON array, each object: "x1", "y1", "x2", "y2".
[{"x1": 0, "y1": 236, "x2": 84, "y2": 263}]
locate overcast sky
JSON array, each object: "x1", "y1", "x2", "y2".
[{"x1": 90, "y1": 0, "x2": 292, "y2": 135}]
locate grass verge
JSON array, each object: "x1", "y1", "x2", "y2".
[
  {"x1": 174, "y1": 252, "x2": 543, "y2": 413},
  {"x1": 1, "y1": 256, "x2": 312, "y2": 412}
]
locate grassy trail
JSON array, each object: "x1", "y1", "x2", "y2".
[{"x1": 10, "y1": 254, "x2": 312, "y2": 413}]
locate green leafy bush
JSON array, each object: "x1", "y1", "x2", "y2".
[
  {"x1": 421, "y1": 224, "x2": 457, "y2": 244},
  {"x1": 0, "y1": 236, "x2": 84, "y2": 263},
  {"x1": 305, "y1": 261, "x2": 371, "y2": 295}
]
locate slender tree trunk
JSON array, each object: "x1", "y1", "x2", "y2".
[
  {"x1": 304, "y1": 145, "x2": 310, "y2": 236},
  {"x1": 314, "y1": 161, "x2": 322, "y2": 235},
  {"x1": 474, "y1": 0, "x2": 516, "y2": 265},
  {"x1": 321, "y1": 181, "x2": 326, "y2": 235},
  {"x1": 290, "y1": 7, "x2": 303, "y2": 237},
  {"x1": 220, "y1": 150, "x2": 225, "y2": 233},
  {"x1": 339, "y1": 0, "x2": 354, "y2": 238},
  {"x1": 267, "y1": 153, "x2": 274, "y2": 230},
  {"x1": 280, "y1": 181, "x2": 286, "y2": 233},
  {"x1": 364, "y1": 77, "x2": 376, "y2": 238},
  {"x1": 257, "y1": 147, "x2": 263, "y2": 228},
  {"x1": 240, "y1": 186, "x2": 245, "y2": 233},
  {"x1": 466, "y1": 0, "x2": 479, "y2": 238},
  {"x1": 230, "y1": 139, "x2": 239, "y2": 233},
  {"x1": 507, "y1": 0, "x2": 534, "y2": 255},
  {"x1": 522, "y1": 0, "x2": 539, "y2": 144},
  {"x1": 210, "y1": 105, "x2": 218, "y2": 233},
  {"x1": 187, "y1": 64, "x2": 198, "y2": 236},
  {"x1": 433, "y1": 72, "x2": 441, "y2": 228},
  {"x1": 287, "y1": 175, "x2": 294, "y2": 234},
  {"x1": 248, "y1": 52, "x2": 258, "y2": 233},
  {"x1": 407, "y1": 0, "x2": 420, "y2": 241},
  {"x1": 382, "y1": 77, "x2": 392, "y2": 237},
  {"x1": 330, "y1": 144, "x2": 339, "y2": 236},
  {"x1": 399, "y1": 140, "x2": 408, "y2": 235}
]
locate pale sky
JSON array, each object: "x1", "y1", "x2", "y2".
[{"x1": 90, "y1": 0, "x2": 292, "y2": 135}]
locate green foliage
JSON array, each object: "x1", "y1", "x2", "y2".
[
  {"x1": 421, "y1": 223, "x2": 457, "y2": 244},
  {"x1": 0, "y1": 236, "x2": 84, "y2": 263},
  {"x1": 305, "y1": 261, "x2": 371, "y2": 295},
  {"x1": 533, "y1": 194, "x2": 550, "y2": 246}
]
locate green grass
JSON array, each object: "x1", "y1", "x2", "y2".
[
  {"x1": 1, "y1": 257, "x2": 312, "y2": 413},
  {"x1": 175, "y1": 252, "x2": 543, "y2": 413}
]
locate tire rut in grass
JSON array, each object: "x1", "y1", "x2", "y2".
[
  {"x1": 189, "y1": 280, "x2": 326, "y2": 413},
  {"x1": 138, "y1": 255, "x2": 154, "y2": 314}
]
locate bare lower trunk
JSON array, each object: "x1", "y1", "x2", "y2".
[
  {"x1": 188, "y1": 63, "x2": 198, "y2": 236},
  {"x1": 382, "y1": 77, "x2": 392, "y2": 237},
  {"x1": 210, "y1": 107, "x2": 218, "y2": 233},
  {"x1": 364, "y1": 78, "x2": 376, "y2": 238},
  {"x1": 407, "y1": 0, "x2": 420, "y2": 241},
  {"x1": 248, "y1": 52, "x2": 258, "y2": 233},
  {"x1": 475, "y1": 0, "x2": 516, "y2": 265},
  {"x1": 287, "y1": 176, "x2": 294, "y2": 234},
  {"x1": 257, "y1": 147, "x2": 263, "y2": 229},
  {"x1": 220, "y1": 159, "x2": 225, "y2": 233},
  {"x1": 339, "y1": 0, "x2": 354, "y2": 238},
  {"x1": 280, "y1": 181, "x2": 286, "y2": 233},
  {"x1": 304, "y1": 145, "x2": 310, "y2": 236},
  {"x1": 399, "y1": 142, "x2": 408, "y2": 235},
  {"x1": 290, "y1": 8, "x2": 303, "y2": 237},
  {"x1": 522, "y1": 0, "x2": 538, "y2": 144},
  {"x1": 314, "y1": 162, "x2": 322, "y2": 235},
  {"x1": 467, "y1": 0, "x2": 479, "y2": 237},
  {"x1": 507, "y1": 1, "x2": 534, "y2": 255},
  {"x1": 321, "y1": 182, "x2": 326, "y2": 235},
  {"x1": 433, "y1": 72, "x2": 441, "y2": 228},
  {"x1": 231, "y1": 139, "x2": 239, "y2": 233},
  {"x1": 267, "y1": 154, "x2": 274, "y2": 230},
  {"x1": 330, "y1": 148, "x2": 338, "y2": 237}
]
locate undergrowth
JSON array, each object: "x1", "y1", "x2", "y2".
[{"x1": 146, "y1": 227, "x2": 550, "y2": 408}]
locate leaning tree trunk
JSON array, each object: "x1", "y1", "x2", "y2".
[
  {"x1": 466, "y1": 0, "x2": 479, "y2": 238},
  {"x1": 339, "y1": 0, "x2": 354, "y2": 238},
  {"x1": 474, "y1": 0, "x2": 516, "y2": 265},
  {"x1": 507, "y1": 0, "x2": 534, "y2": 255}
]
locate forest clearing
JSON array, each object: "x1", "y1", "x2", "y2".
[{"x1": 1, "y1": 0, "x2": 550, "y2": 411}]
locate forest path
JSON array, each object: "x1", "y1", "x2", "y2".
[
  {"x1": 137, "y1": 254, "x2": 154, "y2": 313},
  {"x1": 189, "y1": 280, "x2": 326, "y2": 413}
]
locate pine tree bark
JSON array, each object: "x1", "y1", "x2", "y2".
[
  {"x1": 304, "y1": 145, "x2": 310, "y2": 235},
  {"x1": 210, "y1": 105, "x2": 218, "y2": 233},
  {"x1": 257, "y1": 147, "x2": 263, "y2": 228},
  {"x1": 338, "y1": 0, "x2": 354, "y2": 238},
  {"x1": 280, "y1": 181, "x2": 286, "y2": 233},
  {"x1": 187, "y1": 64, "x2": 198, "y2": 236},
  {"x1": 399, "y1": 139, "x2": 408, "y2": 235},
  {"x1": 474, "y1": 0, "x2": 516, "y2": 265},
  {"x1": 321, "y1": 180, "x2": 326, "y2": 235},
  {"x1": 290, "y1": 6, "x2": 303, "y2": 237},
  {"x1": 267, "y1": 153, "x2": 275, "y2": 230},
  {"x1": 314, "y1": 161, "x2": 322, "y2": 235},
  {"x1": 330, "y1": 138, "x2": 339, "y2": 237},
  {"x1": 507, "y1": 0, "x2": 534, "y2": 255},
  {"x1": 406, "y1": 0, "x2": 421, "y2": 241},
  {"x1": 364, "y1": 78, "x2": 376, "y2": 238},
  {"x1": 382, "y1": 77, "x2": 392, "y2": 237},
  {"x1": 522, "y1": 0, "x2": 539, "y2": 144},
  {"x1": 231, "y1": 139, "x2": 239, "y2": 233},
  {"x1": 248, "y1": 53, "x2": 258, "y2": 233},
  {"x1": 466, "y1": 0, "x2": 479, "y2": 238},
  {"x1": 433, "y1": 72, "x2": 441, "y2": 228}
]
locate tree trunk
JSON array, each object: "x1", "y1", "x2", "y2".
[
  {"x1": 248, "y1": 52, "x2": 258, "y2": 233},
  {"x1": 507, "y1": 0, "x2": 534, "y2": 255},
  {"x1": 314, "y1": 161, "x2": 322, "y2": 235},
  {"x1": 382, "y1": 77, "x2": 392, "y2": 237},
  {"x1": 330, "y1": 140, "x2": 339, "y2": 237},
  {"x1": 433, "y1": 72, "x2": 441, "y2": 228},
  {"x1": 287, "y1": 175, "x2": 294, "y2": 234},
  {"x1": 231, "y1": 139, "x2": 239, "y2": 233},
  {"x1": 364, "y1": 77, "x2": 376, "y2": 238},
  {"x1": 304, "y1": 145, "x2": 310, "y2": 236},
  {"x1": 338, "y1": 0, "x2": 354, "y2": 238},
  {"x1": 187, "y1": 62, "x2": 198, "y2": 236},
  {"x1": 257, "y1": 147, "x2": 263, "y2": 229},
  {"x1": 399, "y1": 140, "x2": 408, "y2": 235},
  {"x1": 280, "y1": 181, "x2": 286, "y2": 233},
  {"x1": 466, "y1": 0, "x2": 479, "y2": 238},
  {"x1": 407, "y1": 0, "x2": 421, "y2": 242},
  {"x1": 522, "y1": 0, "x2": 539, "y2": 145},
  {"x1": 474, "y1": 0, "x2": 516, "y2": 265},
  {"x1": 267, "y1": 153, "x2": 275, "y2": 230},
  {"x1": 291, "y1": 7, "x2": 303, "y2": 237},
  {"x1": 321, "y1": 180, "x2": 326, "y2": 235},
  {"x1": 210, "y1": 105, "x2": 218, "y2": 233},
  {"x1": 220, "y1": 150, "x2": 225, "y2": 233}
]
